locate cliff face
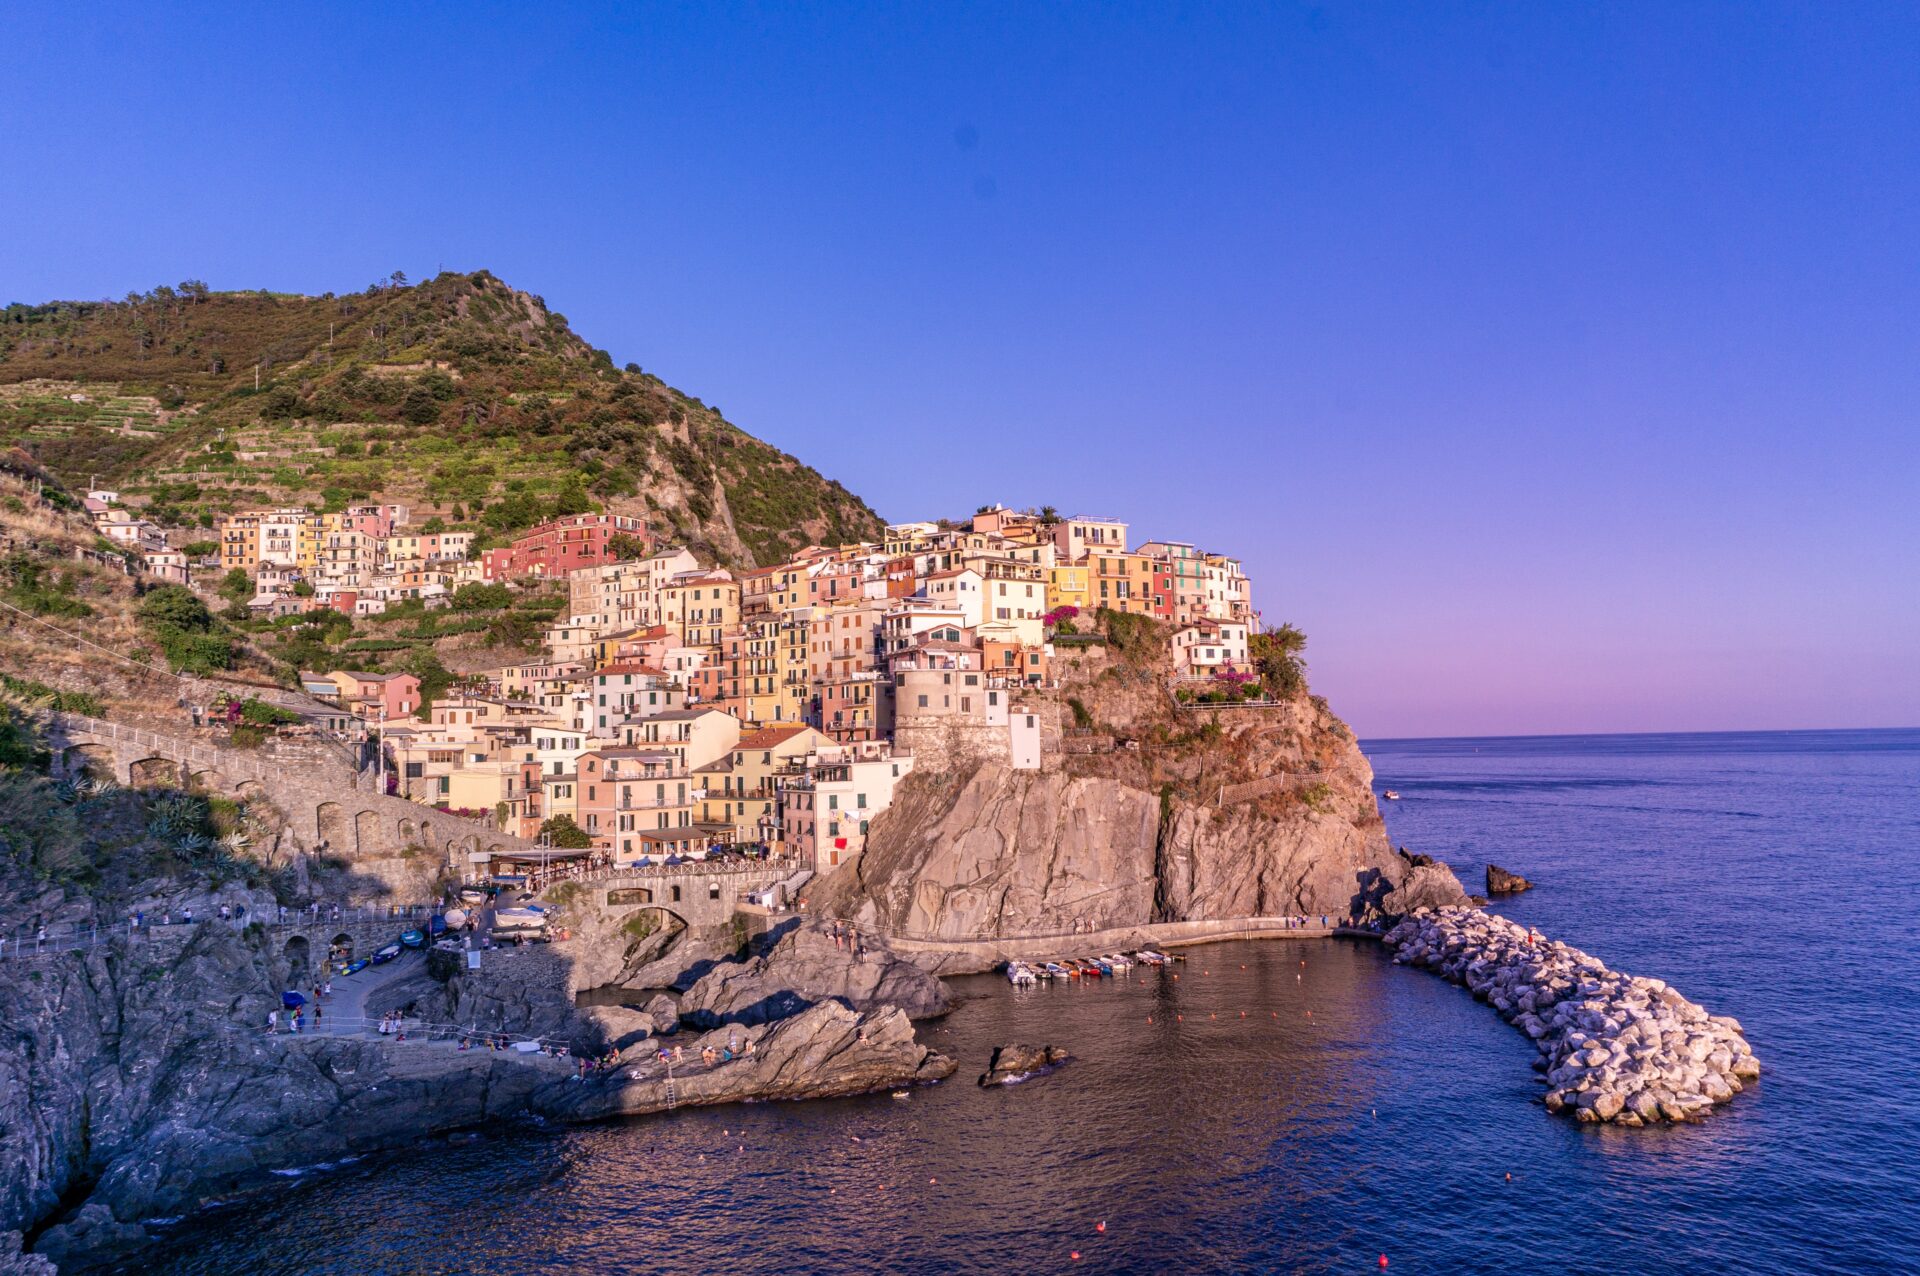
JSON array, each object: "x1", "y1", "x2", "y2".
[{"x1": 812, "y1": 643, "x2": 1469, "y2": 936}]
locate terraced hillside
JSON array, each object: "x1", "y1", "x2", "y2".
[{"x1": 0, "y1": 272, "x2": 882, "y2": 565}]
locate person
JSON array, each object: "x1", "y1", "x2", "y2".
[
  {"x1": 323, "y1": 979, "x2": 332, "y2": 998},
  {"x1": 219, "y1": 904, "x2": 229, "y2": 921},
  {"x1": 36, "y1": 926, "x2": 46, "y2": 953},
  {"x1": 184, "y1": 908, "x2": 193, "y2": 925},
  {"x1": 743, "y1": 1035, "x2": 756, "y2": 1057},
  {"x1": 313, "y1": 1004, "x2": 322, "y2": 1027},
  {"x1": 133, "y1": 911, "x2": 142, "y2": 930},
  {"x1": 161, "y1": 911, "x2": 171, "y2": 927},
  {"x1": 268, "y1": 1009, "x2": 278, "y2": 1034}
]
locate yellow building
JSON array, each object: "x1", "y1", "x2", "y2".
[
  {"x1": 1046, "y1": 562, "x2": 1092, "y2": 615},
  {"x1": 218, "y1": 512, "x2": 263, "y2": 574},
  {"x1": 1091, "y1": 550, "x2": 1156, "y2": 617},
  {"x1": 659, "y1": 575, "x2": 740, "y2": 648},
  {"x1": 695, "y1": 724, "x2": 829, "y2": 843}
]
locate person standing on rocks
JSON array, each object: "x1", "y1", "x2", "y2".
[{"x1": 267, "y1": 1009, "x2": 278, "y2": 1035}]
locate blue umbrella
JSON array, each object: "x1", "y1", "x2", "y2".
[{"x1": 281, "y1": 991, "x2": 306, "y2": 1009}]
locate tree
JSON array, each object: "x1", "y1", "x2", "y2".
[
  {"x1": 606, "y1": 532, "x2": 647, "y2": 561},
  {"x1": 1249, "y1": 623, "x2": 1308, "y2": 698},
  {"x1": 401, "y1": 386, "x2": 441, "y2": 425},
  {"x1": 1038, "y1": 505, "x2": 1061, "y2": 527},
  {"x1": 217, "y1": 568, "x2": 253, "y2": 604},
  {"x1": 540, "y1": 814, "x2": 594, "y2": 849},
  {"x1": 137, "y1": 585, "x2": 213, "y2": 632}
]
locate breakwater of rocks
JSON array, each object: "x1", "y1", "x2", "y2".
[{"x1": 1384, "y1": 909, "x2": 1760, "y2": 1125}]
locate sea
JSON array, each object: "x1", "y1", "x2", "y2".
[{"x1": 138, "y1": 729, "x2": 1920, "y2": 1275}]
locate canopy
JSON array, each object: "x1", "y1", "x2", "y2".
[{"x1": 281, "y1": 991, "x2": 306, "y2": 1009}]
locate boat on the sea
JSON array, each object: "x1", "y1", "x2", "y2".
[
  {"x1": 1006, "y1": 962, "x2": 1038, "y2": 986},
  {"x1": 1103, "y1": 953, "x2": 1133, "y2": 969},
  {"x1": 1384, "y1": 790, "x2": 1402, "y2": 800},
  {"x1": 1044, "y1": 962, "x2": 1071, "y2": 979}
]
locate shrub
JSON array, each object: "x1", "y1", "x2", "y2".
[{"x1": 1066, "y1": 697, "x2": 1093, "y2": 729}]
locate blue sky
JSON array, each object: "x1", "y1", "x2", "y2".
[{"x1": 4, "y1": 3, "x2": 1916, "y2": 736}]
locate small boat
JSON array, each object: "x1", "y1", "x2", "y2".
[
  {"x1": 1044, "y1": 962, "x2": 1071, "y2": 979},
  {"x1": 1134, "y1": 950, "x2": 1165, "y2": 965},
  {"x1": 399, "y1": 929, "x2": 426, "y2": 949},
  {"x1": 1384, "y1": 790, "x2": 1402, "y2": 800},
  {"x1": 891, "y1": 1090, "x2": 911, "y2": 1100},
  {"x1": 340, "y1": 958, "x2": 369, "y2": 975},
  {"x1": 1005, "y1": 962, "x2": 1037, "y2": 986},
  {"x1": 1103, "y1": 953, "x2": 1133, "y2": 969},
  {"x1": 370, "y1": 943, "x2": 402, "y2": 966}
]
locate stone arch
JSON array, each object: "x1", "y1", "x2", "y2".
[
  {"x1": 354, "y1": 810, "x2": 381, "y2": 854},
  {"x1": 237, "y1": 780, "x2": 266, "y2": 803},
  {"x1": 606, "y1": 902, "x2": 687, "y2": 938},
  {"x1": 283, "y1": 935, "x2": 311, "y2": 984},
  {"x1": 129, "y1": 757, "x2": 181, "y2": 789},
  {"x1": 329, "y1": 932, "x2": 355, "y2": 964},
  {"x1": 316, "y1": 802, "x2": 351, "y2": 853},
  {"x1": 186, "y1": 769, "x2": 217, "y2": 794},
  {"x1": 418, "y1": 820, "x2": 435, "y2": 851},
  {"x1": 398, "y1": 817, "x2": 417, "y2": 844},
  {"x1": 62, "y1": 743, "x2": 114, "y2": 781}
]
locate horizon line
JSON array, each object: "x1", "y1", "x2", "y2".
[{"x1": 1360, "y1": 724, "x2": 1920, "y2": 745}]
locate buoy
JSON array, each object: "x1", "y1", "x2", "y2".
[
  {"x1": 930, "y1": 1177, "x2": 938, "y2": 1184},
  {"x1": 1505, "y1": 1172, "x2": 1511, "y2": 1182},
  {"x1": 1097, "y1": 1221, "x2": 1106, "y2": 1233},
  {"x1": 738, "y1": 1145, "x2": 744, "y2": 1152},
  {"x1": 1072, "y1": 1252, "x2": 1081, "y2": 1261},
  {"x1": 1210, "y1": 1013, "x2": 1216, "y2": 1019},
  {"x1": 1177, "y1": 1014, "x2": 1183, "y2": 1021},
  {"x1": 1240, "y1": 964, "x2": 1246, "y2": 969},
  {"x1": 1379, "y1": 1256, "x2": 1389, "y2": 1269},
  {"x1": 1240, "y1": 1011, "x2": 1247, "y2": 1017},
  {"x1": 1147, "y1": 1016, "x2": 1153, "y2": 1023}
]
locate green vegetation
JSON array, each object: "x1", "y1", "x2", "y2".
[
  {"x1": 136, "y1": 584, "x2": 235, "y2": 673},
  {"x1": 1, "y1": 271, "x2": 884, "y2": 566},
  {"x1": 0, "y1": 672, "x2": 103, "y2": 716},
  {"x1": 1249, "y1": 623, "x2": 1308, "y2": 698},
  {"x1": 0, "y1": 553, "x2": 93, "y2": 618},
  {"x1": 1094, "y1": 607, "x2": 1164, "y2": 660},
  {"x1": 1066, "y1": 696, "x2": 1094, "y2": 729},
  {"x1": 539, "y1": 814, "x2": 594, "y2": 848}
]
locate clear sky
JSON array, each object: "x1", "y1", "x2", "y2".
[{"x1": 4, "y1": 3, "x2": 1916, "y2": 738}]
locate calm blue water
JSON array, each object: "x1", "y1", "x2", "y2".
[{"x1": 138, "y1": 729, "x2": 1920, "y2": 1275}]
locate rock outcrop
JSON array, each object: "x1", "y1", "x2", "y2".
[
  {"x1": 1486, "y1": 864, "x2": 1533, "y2": 895},
  {"x1": 547, "y1": 1001, "x2": 956, "y2": 1121},
  {"x1": 978, "y1": 1043, "x2": 1071, "y2": 1086},
  {"x1": 809, "y1": 766, "x2": 1467, "y2": 940},
  {"x1": 1385, "y1": 909, "x2": 1760, "y2": 1125},
  {"x1": 678, "y1": 920, "x2": 951, "y2": 1029}
]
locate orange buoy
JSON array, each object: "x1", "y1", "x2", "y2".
[
  {"x1": 1097, "y1": 1221, "x2": 1106, "y2": 1233},
  {"x1": 1379, "y1": 1256, "x2": 1389, "y2": 1269},
  {"x1": 931, "y1": 1177, "x2": 938, "y2": 1184},
  {"x1": 1072, "y1": 1252, "x2": 1082, "y2": 1261},
  {"x1": 1240, "y1": 1011, "x2": 1247, "y2": 1017},
  {"x1": 1177, "y1": 1014, "x2": 1183, "y2": 1021}
]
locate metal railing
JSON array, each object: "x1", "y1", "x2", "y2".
[{"x1": 0, "y1": 905, "x2": 448, "y2": 962}]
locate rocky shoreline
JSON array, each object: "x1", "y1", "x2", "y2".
[{"x1": 1384, "y1": 909, "x2": 1760, "y2": 1125}]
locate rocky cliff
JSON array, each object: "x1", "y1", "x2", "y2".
[{"x1": 812, "y1": 644, "x2": 1469, "y2": 937}]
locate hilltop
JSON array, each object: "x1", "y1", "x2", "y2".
[{"x1": 0, "y1": 271, "x2": 881, "y2": 566}]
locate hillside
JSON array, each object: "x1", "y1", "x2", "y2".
[{"x1": 0, "y1": 271, "x2": 882, "y2": 565}]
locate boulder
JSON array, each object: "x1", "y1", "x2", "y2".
[
  {"x1": 979, "y1": 1043, "x2": 1072, "y2": 1086},
  {"x1": 1485, "y1": 864, "x2": 1533, "y2": 895},
  {"x1": 678, "y1": 920, "x2": 951, "y2": 1030}
]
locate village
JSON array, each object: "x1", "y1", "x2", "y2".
[{"x1": 75, "y1": 496, "x2": 1261, "y2": 879}]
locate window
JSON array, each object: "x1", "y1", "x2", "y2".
[
  {"x1": 709, "y1": 883, "x2": 721, "y2": 900},
  {"x1": 671, "y1": 885, "x2": 682, "y2": 902},
  {"x1": 917, "y1": 694, "x2": 928, "y2": 708}
]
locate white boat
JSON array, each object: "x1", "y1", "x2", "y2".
[
  {"x1": 1006, "y1": 961, "x2": 1038, "y2": 986},
  {"x1": 1384, "y1": 790, "x2": 1402, "y2": 800},
  {"x1": 1102, "y1": 953, "x2": 1133, "y2": 969}
]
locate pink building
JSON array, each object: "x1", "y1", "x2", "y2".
[{"x1": 481, "y1": 514, "x2": 649, "y2": 582}]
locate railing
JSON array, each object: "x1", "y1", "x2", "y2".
[
  {"x1": 520, "y1": 857, "x2": 792, "y2": 894},
  {"x1": 0, "y1": 904, "x2": 447, "y2": 962}
]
